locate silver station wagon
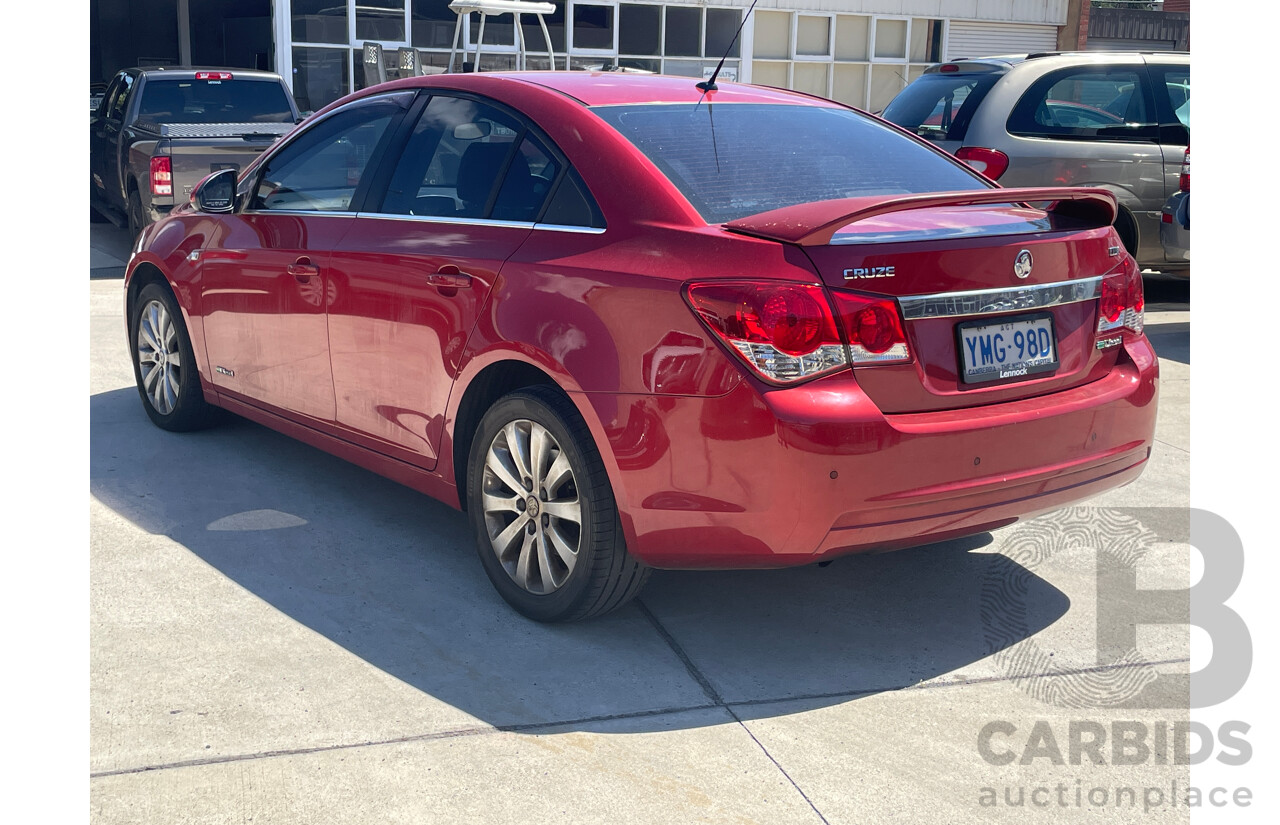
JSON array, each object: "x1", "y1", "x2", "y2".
[{"x1": 883, "y1": 52, "x2": 1189, "y2": 274}]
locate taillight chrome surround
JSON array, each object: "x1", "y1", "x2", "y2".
[{"x1": 683, "y1": 280, "x2": 911, "y2": 385}]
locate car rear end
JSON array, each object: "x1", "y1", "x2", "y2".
[
  {"x1": 880, "y1": 59, "x2": 1013, "y2": 177},
  {"x1": 132, "y1": 70, "x2": 297, "y2": 222},
  {"x1": 588, "y1": 91, "x2": 1157, "y2": 569}
]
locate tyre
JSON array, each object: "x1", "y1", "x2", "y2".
[
  {"x1": 129, "y1": 283, "x2": 220, "y2": 432},
  {"x1": 127, "y1": 188, "x2": 148, "y2": 238},
  {"x1": 467, "y1": 386, "x2": 650, "y2": 622}
]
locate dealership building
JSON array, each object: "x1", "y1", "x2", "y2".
[{"x1": 90, "y1": 1, "x2": 1100, "y2": 113}]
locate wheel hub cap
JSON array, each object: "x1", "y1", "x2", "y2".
[
  {"x1": 137, "y1": 299, "x2": 182, "y2": 415},
  {"x1": 481, "y1": 419, "x2": 582, "y2": 595}
]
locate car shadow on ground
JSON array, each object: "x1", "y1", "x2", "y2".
[{"x1": 91, "y1": 386, "x2": 1069, "y2": 732}]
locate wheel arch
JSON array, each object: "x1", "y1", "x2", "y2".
[{"x1": 449, "y1": 358, "x2": 562, "y2": 512}]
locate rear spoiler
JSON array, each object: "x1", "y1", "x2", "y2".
[{"x1": 723, "y1": 187, "x2": 1118, "y2": 246}]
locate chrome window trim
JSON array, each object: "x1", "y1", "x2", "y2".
[
  {"x1": 532, "y1": 223, "x2": 607, "y2": 234},
  {"x1": 351, "y1": 213, "x2": 607, "y2": 233},
  {"x1": 897, "y1": 276, "x2": 1103, "y2": 320},
  {"x1": 239, "y1": 210, "x2": 360, "y2": 218},
  {"x1": 355, "y1": 212, "x2": 537, "y2": 229}
]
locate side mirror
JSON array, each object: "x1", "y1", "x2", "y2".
[{"x1": 191, "y1": 168, "x2": 237, "y2": 213}]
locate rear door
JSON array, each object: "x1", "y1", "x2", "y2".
[
  {"x1": 1146, "y1": 61, "x2": 1191, "y2": 199},
  {"x1": 326, "y1": 93, "x2": 560, "y2": 467},
  {"x1": 200, "y1": 92, "x2": 412, "y2": 423}
]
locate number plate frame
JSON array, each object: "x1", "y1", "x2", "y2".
[{"x1": 955, "y1": 311, "x2": 1059, "y2": 386}]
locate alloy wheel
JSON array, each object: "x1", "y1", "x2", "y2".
[
  {"x1": 136, "y1": 299, "x2": 182, "y2": 415},
  {"x1": 481, "y1": 419, "x2": 581, "y2": 595}
]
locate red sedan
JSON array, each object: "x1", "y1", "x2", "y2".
[{"x1": 124, "y1": 72, "x2": 1156, "y2": 621}]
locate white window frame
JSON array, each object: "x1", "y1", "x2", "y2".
[
  {"x1": 792, "y1": 12, "x2": 835, "y2": 62},
  {"x1": 567, "y1": 0, "x2": 619, "y2": 55}
]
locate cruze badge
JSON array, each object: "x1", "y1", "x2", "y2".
[
  {"x1": 1013, "y1": 250, "x2": 1034, "y2": 280},
  {"x1": 844, "y1": 266, "x2": 895, "y2": 280}
]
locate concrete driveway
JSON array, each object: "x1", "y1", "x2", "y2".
[{"x1": 90, "y1": 222, "x2": 1193, "y2": 823}]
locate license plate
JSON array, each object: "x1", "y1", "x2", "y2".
[{"x1": 957, "y1": 313, "x2": 1058, "y2": 384}]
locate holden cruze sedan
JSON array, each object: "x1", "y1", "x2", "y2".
[{"x1": 124, "y1": 72, "x2": 1157, "y2": 622}]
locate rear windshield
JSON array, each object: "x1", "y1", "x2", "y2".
[
  {"x1": 137, "y1": 78, "x2": 294, "y2": 124},
  {"x1": 881, "y1": 72, "x2": 1000, "y2": 141},
  {"x1": 591, "y1": 103, "x2": 987, "y2": 224}
]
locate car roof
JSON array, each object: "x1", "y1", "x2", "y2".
[
  {"x1": 927, "y1": 51, "x2": 1189, "y2": 73},
  {"x1": 440, "y1": 71, "x2": 844, "y2": 108}
]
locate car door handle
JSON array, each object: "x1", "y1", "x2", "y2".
[
  {"x1": 288, "y1": 257, "x2": 319, "y2": 282},
  {"x1": 426, "y1": 265, "x2": 472, "y2": 289}
]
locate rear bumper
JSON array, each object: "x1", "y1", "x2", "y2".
[{"x1": 580, "y1": 335, "x2": 1158, "y2": 569}]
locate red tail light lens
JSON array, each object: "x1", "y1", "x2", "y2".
[
  {"x1": 195, "y1": 71, "x2": 233, "y2": 81},
  {"x1": 1097, "y1": 256, "x2": 1144, "y2": 336},
  {"x1": 1179, "y1": 146, "x2": 1190, "y2": 192},
  {"x1": 956, "y1": 147, "x2": 1010, "y2": 181},
  {"x1": 1099, "y1": 278, "x2": 1126, "y2": 324},
  {"x1": 827, "y1": 291, "x2": 911, "y2": 363},
  {"x1": 149, "y1": 156, "x2": 173, "y2": 197},
  {"x1": 685, "y1": 281, "x2": 846, "y2": 383}
]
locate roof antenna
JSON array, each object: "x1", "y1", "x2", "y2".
[{"x1": 696, "y1": 0, "x2": 759, "y2": 94}]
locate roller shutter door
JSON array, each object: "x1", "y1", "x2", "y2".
[{"x1": 946, "y1": 21, "x2": 1059, "y2": 61}]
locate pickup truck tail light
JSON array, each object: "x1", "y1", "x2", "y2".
[
  {"x1": 1098, "y1": 256, "x2": 1145, "y2": 336},
  {"x1": 150, "y1": 156, "x2": 173, "y2": 197},
  {"x1": 684, "y1": 281, "x2": 911, "y2": 384},
  {"x1": 194, "y1": 71, "x2": 234, "y2": 81},
  {"x1": 1179, "y1": 146, "x2": 1190, "y2": 193}
]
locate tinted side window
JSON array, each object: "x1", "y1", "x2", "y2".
[
  {"x1": 881, "y1": 72, "x2": 1000, "y2": 141},
  {"x1": 491, "y1": 136, "x2": 561, "y2": 222},
  {"x1": 1008, "y1": 67, "x2": 1156, "y2": 141},
  {"x1": 251, "y1": 96, "x2": 405, "y2": 212},
  {"x1": 540, "y1": 170, "x2": 604, "y2": 228},
  {"x1": 379, "y1": 95, "x2": 523, "y2": 218},
  {"x1": 1149, "y1": 65, "x2": 1190, "y2": 128},
  {"x1": 108, "y1": 74, "x2": 134, "y2": 121}
]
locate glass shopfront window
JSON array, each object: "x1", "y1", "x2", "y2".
[
  {"x1": 358, "y1": 0, "x2": 407, "y2": 41},
  {"x1": 292, "y1": 0, "x2": 348, "y2": 45}
]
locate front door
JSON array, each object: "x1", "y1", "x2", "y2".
[{"x1": 200, "y1": 92, "x2": 413, "y2": 423}]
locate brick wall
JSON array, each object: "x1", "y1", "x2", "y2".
[
  {"x1": 1164, "y1": 1, "x2": 1191, "y2": 13},
  {"x1": 1078, "y1": 1, "x2": 1091, "y2": 49}
]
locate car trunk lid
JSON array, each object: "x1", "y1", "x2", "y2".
[{"x1": 725, "y1": 188, "x2": 1128, "y2": 413}]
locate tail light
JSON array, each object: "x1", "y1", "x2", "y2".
[
  {"x1": 195, "y1": 71, "x2": 233, "y2": 81},
  {"x1": 1179, "y1": 146, "x2": 1190, "y2": 192},
  {"x1": 1097, "y1": 256, "x2": 1144, "y2": 336},
  {"x1": 827, "y1": 291, "x2": 911, "y2": 363},
  {"x1": 956, "y1": 147, "x2": 1010, "y2": 181},
  {"x1": 149, "y1": 156, "x2": 173, "y2": 197},
  {"x1": 684, "y1": 281, "x2": 911, "y2": 384}
]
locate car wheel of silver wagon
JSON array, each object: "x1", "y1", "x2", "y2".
[
  {"x1": 467, "y1": 386, "x2": 650, "y2": 622},
  {"x1": 129, "y1": 283, "x2": 220, "y2": 432}
]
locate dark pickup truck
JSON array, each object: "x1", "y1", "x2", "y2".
[{"x1": 91, "y1": 67, "x2": 301, "y2": 235}]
